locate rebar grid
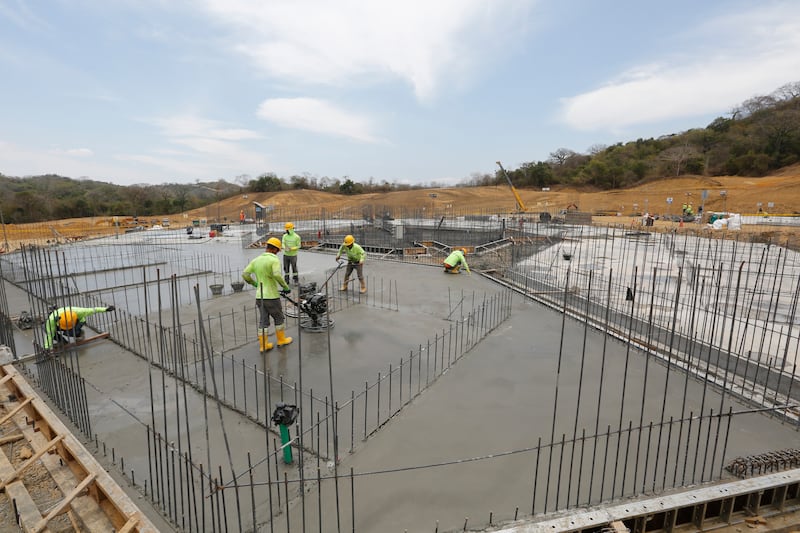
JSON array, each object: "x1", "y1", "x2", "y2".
[{"x1": 3, "y1": 215, "x2": 800, "y2": 533}]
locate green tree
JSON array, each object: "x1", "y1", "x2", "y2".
[
  {"x1": 339, "y1": 178, "x2": 361, "y2": 195},
  {"x1": 249, "y1": 173, "x2": 283, "y2": 192}
]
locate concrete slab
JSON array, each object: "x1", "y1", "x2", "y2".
[{"x1": 2, "y1": 226, "x2": 798, "y2": 533}]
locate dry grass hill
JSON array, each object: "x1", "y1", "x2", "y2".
[
  {"x1": 184, "y1": 163, "x2": 800, "y2": 221},
  {"x1": 3, "y1": 164, "x2": 800, "y2": 250}
]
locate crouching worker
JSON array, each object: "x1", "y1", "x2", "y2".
[
  {"x1": 44, "y1": 305, "x2": 115, "y2": 350},
  {"x1": 243, "y1": 237, "x2": 293, "y2": 352},
  {"x1": 443, "y1": 248, "x2": 470, "y2": 274}
]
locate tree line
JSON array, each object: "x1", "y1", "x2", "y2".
[
  {"x1": 2, "y1": 82, "x2": 798, "y2": 224},
  {"x1": 472, "y1": 81, "x2": 800, "y2": 190}
]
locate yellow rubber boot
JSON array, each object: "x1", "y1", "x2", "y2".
[
  {"x1": 359, "y1": 279, "x2": 367, "y2": 294},
  {"x1": 276, "y1": 327, "x2": 293, "y2": 347},
  {"x1": 258, "y1": 331, "x2": 273, "y2": 352}
]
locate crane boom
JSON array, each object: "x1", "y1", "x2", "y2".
[{"x1": 496, "y1": 161, "x2": 527, "y2": 212}]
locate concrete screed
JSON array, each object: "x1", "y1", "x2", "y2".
[{"x1": 3, "y1": 232, "x2": 799, "y2": 532}]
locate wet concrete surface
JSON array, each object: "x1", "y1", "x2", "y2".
[
  {"x1": 276, "y1": 295, "x2": 800, "y2": 532},
  {"x1": 2, "y1": 235, "x2": 799, "y2": 532}
]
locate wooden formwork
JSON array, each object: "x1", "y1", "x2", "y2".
[{"x1": 0, "y1": 363, "x2": 159, "y2": 532}]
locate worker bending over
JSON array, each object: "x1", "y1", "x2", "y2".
[
  {"x1": 281, "y1": 222, "x2": 301, "y2": 284},
  {"x1": 336, "y1": 235, "x2": 366, "y2": 293},
  {"x1": 243, "y1": 237, "x2": 293, "y2": 352},
  {"x1": 443, "y1": 248, "x2": 470, "y2": 274},
  {"x1": 44, "y1": 305, "x2": 115, "y2": 350}
]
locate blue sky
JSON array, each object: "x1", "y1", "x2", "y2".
[{"x1": 1, "y1": 0, "x2": 799, "y2": 186}]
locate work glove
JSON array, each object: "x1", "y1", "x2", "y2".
[
  {"x1": 335, "y1": 256, "x2": 340, "y2": 262},
  {"x1": 281, "y1": 288, "x2": 291, "y2": 295},
  {"x1": 105, "y1": 305, "x2": 116, "y2": 312}
]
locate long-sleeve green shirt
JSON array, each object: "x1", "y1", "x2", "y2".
[
  {"x1": 44, "y1": 306, "x2": 107, "y2": 349},
  {"x1": 336, "y1": 243, "x2": 365, "y2": 263},
  {"x1": 444, "y1": 250, "x2": 469, "y2": 271},
  {"x1": 242, "y1": 252, "x2": 290, "y2": 299},
  {"x1": 281, "y1": 230, "x2": 301, "y2": 257}
]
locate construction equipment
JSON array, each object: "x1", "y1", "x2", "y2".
[
  {"x1": 281, "y1": 286, "x2": 332, "y2": 332},
  {"x1": 496, "y1": 161, "x2": 527, "y2": 213}
]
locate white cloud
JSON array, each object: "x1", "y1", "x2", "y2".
[
  {"x1": 0, "y1": 112, "x2": 274, "y2": 184},
  {"x1": 199, "y1": 0, "x2": 533, "y2": 100},
  {"x1": 560, "y1": 3, "x2": 800, "y2": 132},
  {"x1": 150, "y1": 116, "x2": 262, "y2": 141},
  {"x1": 62, "y1": 148, "x2": 94, "y2": 157},
  {"x1": 257, "y1": 97, "x2": 380, "y2": 143}
]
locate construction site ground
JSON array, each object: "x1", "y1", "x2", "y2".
[{"x1": 3, "y1": 233, "x2": 799, "y2": 531}]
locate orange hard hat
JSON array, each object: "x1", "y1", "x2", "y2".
[
  {"x1": 343, "y1": 235, "x2": 355, "y2": 246},
  {"x1": 267, "y1": 237, "x2": 282, "y2": 250},
  {"x1": 58, "y1": 310, "x2": 78, "y2": 330}
]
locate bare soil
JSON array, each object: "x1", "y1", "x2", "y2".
[{"x1": 3, "y1": 164, "x2": 800, "y2": 250}]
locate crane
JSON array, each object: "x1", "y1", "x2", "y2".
[{"x1": 496, "y1": 161, "x2": 527, "y2": 213}]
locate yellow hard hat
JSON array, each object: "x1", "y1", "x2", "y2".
[
  {"x1": 460, "y1": 248, "x2": 467, "y2": 255},
  {"x1": 58, "y1": 310, "x2": 78, "y2": 330},
  {"x1": 285, "y1": 222, "x2": 294, "y2": 230},
  {"x1": 267, "y1": 237, "x2": 282, "y2": 250},
  {"x1": 343, "y1": 235, "x2": 355, "y2": 246}
]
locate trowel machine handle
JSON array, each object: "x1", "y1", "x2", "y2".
[
  {"x1": 280, "y1": 292, "x2": 299, "y2": 306},
  {"x1": 319, "y1": 260, "x2": 345, "y2": 292}
]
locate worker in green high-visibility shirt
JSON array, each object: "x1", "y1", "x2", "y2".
[
  {"x1": 336, "y1": 234, "x2": 367, "y2": 293},
  {"x1": 43, "y1": 305, "x2": 115, "y2": 349},
  {"x1": 281, "y1": 222, "x2": 301, "y2": 285},
  {"x1": 443, "y1": 248, "x2": 470, "y2": 275}
]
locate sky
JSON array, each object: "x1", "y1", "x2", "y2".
[{"x1": 1, "y1": 0, "x2": 799, "y2": 187}]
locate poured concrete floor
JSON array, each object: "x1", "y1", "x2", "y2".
[{"x1": 3, "y1": 238, "x2": 799, "y2": 532}]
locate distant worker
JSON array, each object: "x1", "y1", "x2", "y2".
[
  {"x1": 336, "y1": 235, "x2": 366, "y2": 293},
  {"x1": 44, "y1": 305, "x2": 115, "y2": 350},
  {"x1": 242, "y1": 237, "x2": 293, "y2": 352},
  {"x1": 686, "y1": 204, "x2": 694, "y2": 217},
  {"x1": 281, "y1": 222, "x2": 301, "y2": 284},
  {"x1": 443, "y1": 248, "x2": 471, "y2": 275},
  {"x1": 240, "y1": 210, "x2": 245, "y2": 224}
]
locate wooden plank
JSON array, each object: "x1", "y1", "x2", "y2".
[
  {"x1": 403, "y1": 247, "x2": 427, "y2": 255},
  {"x1": 32, "y1": 472, "x2": 97, "y2": 533},
  {"x1": 0, "y1": 432, "x2": 24, "y2": 445},
  {"x1": 14, "y1": 333, "x2": 112, "y2": 364},
  {"x1": 0, "y1": 434, "x2": 64, "y2": 490},
  {"x1": 0, "y1": 397, "x2": 33, "y2": 426},
  {"x1": 35, "y1": 431, "x2": 116, "y2": 531},
  {"x1": 117, "y1": 515, "x2": 141, "y2": 533},
  {"x1": 1, "y1": 364, "x2": 160, "y2": 532},
  {"x1": 0, "y1": 443, "x2": 44, "y2": 532}
]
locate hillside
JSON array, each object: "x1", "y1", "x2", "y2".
[
  {"x1": 183, "y1": 164, "x2": 800, "y2": 221},
  {"x1": 3, "y1": 165, "x2": 800, "y2": 252}
]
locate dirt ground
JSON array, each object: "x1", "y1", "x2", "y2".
[{"x1": 3, "y1": 164, "x2": 800, "y2": 250}]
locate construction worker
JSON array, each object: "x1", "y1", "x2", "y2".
[
  {"x1": 281, "y1": 222, "x2": 301, "y2": 284},
  {"x1": 43, "y1": 305, "x2": 115, "y2": 350},
  {"x1": 443, "y1": 248, "x2": 470, "y2": 274},
  {"x1": 242, "y1": 237, "x2": 293, "y2": 351},
  {"x1": 336, "y1": 235, "x2": 366, "y2": 293}
]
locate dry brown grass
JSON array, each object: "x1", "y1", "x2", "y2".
[{"x1": 3, "y1": 164, "x2": 800, "y2": 251}]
